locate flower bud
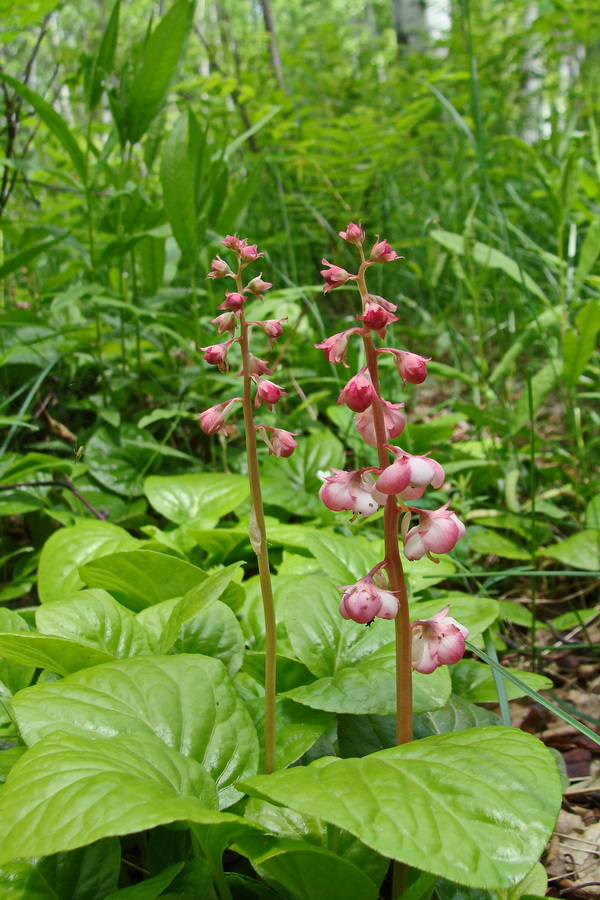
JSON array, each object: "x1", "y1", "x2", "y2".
[
  {"x1": 196, "y1": 398, "x2": 241, "y2": 435},
  {"x1": 240, "y1": 243, "x2": 262, "y2": 262},
  {"x1": 246, "y1": 274, "x2": 273, "y2": 299},
  {"x1": 338, "y1": 222, "x2": 365, "y2": 246},
  {"x1": 379, "y1": 348, "x2": 429, "y2": 386},
  {"x1": 369, "y1": 236, "x2": 401, "y2": 263},
  {"x1": 207, "y1": 255, "x2": 234, "y2": 279},
  {"x1": 253, "y1": 378, "x2": 288, "y2": 411},
  {"x1": 320, "y1": 259, "x2": 353, "y2": 293},
  {"x1": 315, "y1": 328, "x2": 362, "y2": 367},
  {"x1": 200, "y1": 339, "x2": 235, "y2": 372},
  {"x1": 218, "y1": 291, "x2": 246, "y2": 312},
  {"x1": 410, "y1": 606, "x2": 468, "y2": 674},
  {"x1": 251, "y1": 318, "x2": 287, "y2": 344},
  {"x1": 338, "y1": 367, "x2": 375, "y2": 413}
]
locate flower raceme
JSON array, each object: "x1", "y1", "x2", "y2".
[
  {"x1": 410, "y1": 606, "x2": 469, "y2": 674},
  {"x1": 319, "y1": 468, "x2": 385, "y2": 518},
  {"x1": 401, "y1": 503, "x2": 466, "y2": 561}
]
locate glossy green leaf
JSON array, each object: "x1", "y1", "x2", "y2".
[
  {"x1": 239, "y1": 727, "x2": 562, "y2": 889},
  {"x1": 304, "y1": 532, "x2": 384, "y2": 584},
  {"x1": 246, "y1": 697, "x2": 333, "y2": 770},
  {"x1": 281, "y1": 574, "x2": 397, "y2": 678},
  {"x1": 0, "y1": 73, "x2": 87, "y2": 184},
  {"x1": 284, "y1": 641, "x2": 451, "y2": 715},
  {"x1": 36, "y1": 589, "x2": 151, "y2": 658},
  {"x1": 0, "y1": 608, "x2": 34, "y2": 695},
  {"x1": 0, "y1": 633, "x2": 115, "y2": 675},
  {"x1": 0, "y1": 839, "x2": 121, "y2": 900},
  {"x1": 543, "y1": 529, "x2": 600, "y2": 571},
  {"x1": 0, "y1": 729, "x2": 267, "y2": 866},
  {"x1": 102, "y1": 864, "x2": 184, "y2": 900},
  {"x1": 144, "y1": 473, "x2": 250, "y2": 527},
  {"x1": 451, "y1": 660, "x2": 552, "y2": 703},
  {"x1": 173, "y1": 600, "x2": 244, "y2": 675},
  {"x1": 79, "y1": 550, "x2": 207, "y2": 612},
  {"x1": 13, "y1": 654, "x2": 259, "y2": 807},
  {"x1": 412, "y1": 694, "x2": 501, "y2": 738},
  {"x1": 126, "y1": 0, "x2": 194, "y2": 143},
  {"x1": 37, "y1": 520, "x2": 142, "y2": 604}
]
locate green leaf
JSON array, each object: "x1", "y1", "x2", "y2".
[
  {"x1": 469, "y1": 529, "x2": 531, "y2": 561},
  {"x1": 144, "y1": 473, "x2": 250, "y2": 527},
  {"x1": 86, "y1": 426, "x2": 188, "y2": 497},
  {"x1": 0, "y1": 729, "x2": 267, "y2": 866},
  {"x1": 172, "y1": 600, "x2": 244, "y2": 676},
  {"x1": 489, "y1": 306, "x2": 561, "y2": 384},
  {"x1": 0, "y1": 73, "x2": 87, "y2": 184},
  {"x1": 510, "y1": 361, "x2": 563, "y2": 434},
  {"x1": 0, "y1": 608, "x2": 34, "y2": 695},
  {"x1": 543, "y1": 529, "x2": 600, "y2": 571},
  {"x1": 412, "y1": 694, "x2": 501, "y2": 738},
  {"x1": 0, "y1": 231, "x2": 70, "y2": 280},
  {"x1": 126, "y1": 0, "x2": 195, "y2": 144},
  {"x1": 304, "y1": 532, "x2": 383, "y2": 584},
  {"x1": 160, "y1": 109, "x2": 199, "y2": 262},
  {"x1": 451, "y1": 660, "x2": 552, "y2": 703},
  {"x1": 284, "y1": 642, "x2": 451, "y2": 715},
  {"x1": 233, "y1": 833, "x2": 379, "y2": 900},
  {"x1": 102, "y1": 864, "x2": 184, "y2": 900},
  {"x1": 13, "y1": 654, "x2": 259, "y2": 808},
  {"x1": 574, "y1": 219, "x2": 600, "y2": 295},
  {"x1": 37, "y1": 520, "x2": 142, "y2": 604},
  {"x1": 563, "y1": 300, "x2": 600, "y2": 388},
  {"x1": 0, "y1": 630, "x2": 116, "y2": 675},
  {"x1": 246, "y1": 697, "x2": 333, "y2": 771},
  {"x1": 239, "y1": 727, "x2": 562, "y2": 889},
  {"x1": 79, "y1": 550, "x2": 207, "y2": 612},
  {"x1": 36, "y1": 589, "x2": 151, "y2": 658},
  {"x1": 281, "y1": 575, "x2": 396, "y2": 679},
  {"x1": 429, "y1": 230, "x2": 548, "y2": 303},
  {"x1": 87, "y1": 0, "x2": 120, "y2": 111},
  {"x1": 0, "y1": 839, "x2": 121, "y2": 900},
  {"x1": 0, "y1": 451, "x2": 72, "y2": 482}
]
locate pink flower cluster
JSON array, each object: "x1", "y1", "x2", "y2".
[
  {"x1": 196, "y1": 235, "x2": 298, "y2": 457},
  {"x1": 315, "y1": 221, "x2": 467, "y2": 672}
]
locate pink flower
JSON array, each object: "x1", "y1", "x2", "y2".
[
  {"x1": 207, "y1": 255, "x2": 234, "y2": 279},
  {"x1": 251, "y1": 318, "x2": 287, "y2": 344},
  {"x1": 211, "y1": 312, "x2": 238, "y2": 335},
  {"x1": 357, "y1": 302, "x2": 398, "y2": 332},
  {"x1": 376, "y1": 449, "x2": 445, "y2": 500},
  {"x1": 221, "y1": 234, "x2": 243, "y2": 252},
  {"x1": 240, "y1": 243, "x2": 262, "y2": 262},
  {"x1": 253, "y1": 378, "x2": 288, "y2": 410},
  {"x1": 338, "y1": 222, "x2": 365, "y2": 246},
  {"x1": 320, "y1": 259, "x2": 353, "y2": 293},
  {"x1": 246, "y1": 274, "x2": 273, "y2": 299},
  {"x1": 338, "y1": 367, "x2": 375, "y2": 413},
  {"x1": 238, "y1": 354, "x2": 271, "y2": 377},
  {"x1": 196, "y1": 398, "x2": 241, "y2": 435},
  {"x1": 354, "y1": 398, "x2": 405, "y2": 447},
  {"x1": 257, "y1": 425, "x2": 299, "y2": 458},
  {"x1": 379, "y1": 348, "x2": 429, "y2": 386},
  {"x1": 218, "y1": 291, "x2": 246, "y2": 313},
  {"x1": 402, "y1": 503, "x2": 466, "y2": 561},
  {"x1": 368, "y1": 293, "x2": 397, "y2": 313},
  {"x1": 339, "y1": 575, "x2": 399, "y2": 624},
  {"x1": 369, "y1": 236, "x2": 401, "y2": 263},
  {"x1": 410, "y1": 606, "x2": 469, "y2": 674},
  {"x1": 315, "y1": 328, "x2": 361, "y2": 367},
  {"x1": 319, "y1": 468, "x2": 385, "y2": 518},
  {"x1": 201, "y1": 339, "x2": 235, "y2": 372}
]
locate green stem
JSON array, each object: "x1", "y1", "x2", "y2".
[{"x1": 237, "y1": 275, "x2": 276, "y2": 775}]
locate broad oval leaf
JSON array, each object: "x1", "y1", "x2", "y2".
[
  {"x1": 451, "y1": 660, "x2": 552, "y2": 703},
  {"x1": 13, "y1": 655, "x2": 259, "y2": 808},
  {"x1": 239, "y1": 727, "x2": 562, "y2": 889},
  {"x1": 144, "y1": 473, "x2": 250, "y2": 527},
  {"x1": 0, "y1": 633, "x2": 115, "y2": 676}
]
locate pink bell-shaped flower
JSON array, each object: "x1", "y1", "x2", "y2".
[
  {"x1": 207, "y1": 255, "x2": 234, "y2": 279},
  {"x1": 379, "y1": 348, "x2": 429, "y2": 386},
  {"x1": 402, "y1": 503, "x2": 466, "y2": 561},
  {"x1": 196, "y1": 398, "x2": 241, "y2": 435},
  {"x1": 201, "y1": 339, "x2": 235, "y2": 373},
  {"x1": 339, "y1": 574, "x2": 399, "y2": 624},
  {"x1": 410, "y1": 606, "x2": 469, "y2": 674},
  {"x1": 319, "y1": 468, "x2": 384, "y2": 518},
  {"x1": 320, "y1": 259, "x2": 353, "y2": 293},
  {"x1": 357, "y1": 301, "x2": 398, "y2": 332},
  {"x1": 338, "y1": 222, "x2": 365, "y2": 246},
  {"x1": 376, "y1": 448, "x2": 445, "y2": 500},
  {"x1": 315, "y1": 328, "x2": 362, "y2": 367},
  {"x1": 253, "y1": 377, "x2": 288, "y2": 411},
  {"x1": 257, "y1": 425, "x2": 299, "y2": 458},
  {"x1": 369, "y1": 236, "x2": 401, "y2": 263},
  {"x1": 354, "y1": 398, "x2": 405, "y2": 447},
  {"x1": 338, "y1": 367, "x2": 375, "y2": 413}
]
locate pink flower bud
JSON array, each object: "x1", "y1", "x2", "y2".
[
  {"x1": 376, "y1": 449, "x2": 445, "y2": 500},
  {"x1": 338, "y1": 367, "x2": 375, "y2": 413},
  {"x1": 253, "y1": 378, "x2": 288, "y2": 411},
  {"x1": 315, "y1": 328, "x2": 362, "y2": 367},
  {"x1": 239, "y1": 354, "x2": 271, "y2": 377},
  {"x1": 319, "y1": 468, "x2": 383, "y2": 518},
  {"x1": 207, "y1": 255, "x2": 234, "y2": 279},
  {"x1": 240, "y1": 243, "x2": 262, "y2": 262},
  {"x1": 218, "y1": 291, "x2": 246, "y2": 313},
  {"x1": 358, "y1": 302, "x2": 398, "y2": 332},
  {"x1": 339, "y1": 575, "x2": 399, "y2": 624},
  {"x1": 379, "y1": 348, "x2": 429, "y2": 386},
  {"x1": 211, "y1": 312, "x2": 238, "y2": 336},
  {"x1": 251, "y1": 318, "x2": 287, "y2": 344},
  {"x1": 196, "y1": 398, "x2": 241, "y2": 435},
  {"x1": 246, "y1": 274, "x2": 272, "y2": 299},
  {"x1": 368, "y1": 293, "x2": 398, "y2": 313},
  {"x1": 320, "y1": 259, "x2": 353, "y2": 293},
  {"x1": 257, "y1": 425, "x2": 299, "y2": 458},
  {"x1": 200, "y1": 339, "x2": 235, "y2": 373},
  {"x1": 369, "y1": 236, "x2": 401, "y2": 263},
  {"x1": 402, "y1": 503, "x2": 466, "y2": 561},
  {"x1": 354, "y1": 398, "x2": 405, "y2": 447},
  {"x1": 410, "y1": 606, "x2": 469, "y2": 674},
  {"x1": 221, "y1": 234, "x2": 243, "y2": 252},
  {"x1": 338, "y1": 222, "x2": 365, "y2": 246}
]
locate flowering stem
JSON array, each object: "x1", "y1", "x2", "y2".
[
  {"x1": 237, "y1": 287, "x2": 276, "y2": 775},
  {"x1": 357, "y1": 261, "x2": 413, "y2": 748}
]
